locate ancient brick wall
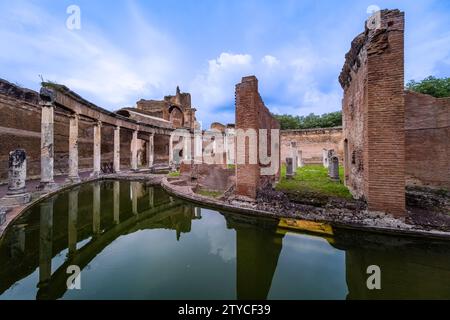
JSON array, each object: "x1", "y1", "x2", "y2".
[
  {"x1": 340, "y1": 10, "x2": 406, "y2": 216},
  {"x1": 405, "y1": 91, "x2": 450, "y2": 188},
  {"x1": 235, "y1": 76, "x2": 280, "y2": 199},
  {"x1": 281, "y1": 127, "x2": 343, "y2": 165}
]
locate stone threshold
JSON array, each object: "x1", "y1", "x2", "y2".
[
  {"x1": 161, "y1": 178, "x2": 450, "y2": 241},
  {"x1": 0, "y1": 171, "x2": 165, "y2": 241}
]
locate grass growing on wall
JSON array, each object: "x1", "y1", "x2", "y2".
[
  {"x1": 276, "y1": 165, "x2": 352, "y2": 200},
  {"x1": 168, "y1": 171, "x2": 180, "y2": 177},
  {"x1": 196, "y1": 189, "x2": 223, "y2": 198}
]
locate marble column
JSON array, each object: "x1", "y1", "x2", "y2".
[
  {"x1": 297, "y1": 150, "x2": 304, "y2": 168},
  {"x1": 113, "y1": 181, "x2": 120, "y2": 225},
  {"x1": 113, "y1": 126, "x2": 121, "y2": 173},
  {"x1": 39, "y1": 199, "x2": 53, "y2": 287},
  {"x1": 148, "y1": 133, "x2": 154, "y2": 168},
  {"x1": 68, "y1": 188, "x2": 79, "y2": 257},
  {"x1": 169, "y1": 134, "x2": 174, "y2": 165},
  {"x1": 286, "y1": 157, "x2": 294, "y2": 180},
  {"x1": 67, "y1": 114, "x2": 81, "y2": 183},
  {"x1": 39, "y1": 101, "x2": 57, "y2": 191},
  {"x1": 91, "y1": 121, "x2": 102, "y2": 178},
  {"x1": 93, "y1": 182, "x2": 101, "y2": 235},
  {"x1": 0, "y1": 149, "x2": 31, "y2": 207},
  {"x1": 131, "y1": 130, "x2": 138, "y2": 171}
]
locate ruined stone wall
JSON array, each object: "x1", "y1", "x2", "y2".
[
  {"x1": 235, "y1": 76, "x2": 280, "y2": 199},
  {"x1": 405, "y1": 91, "x2": 450, "y2": 188},
  {"x1": 281, "y1": 127, "x2": 343, "y2": 165},
  {"x1": 340, "y1": 10, "x2": 406, "y2": 216}
]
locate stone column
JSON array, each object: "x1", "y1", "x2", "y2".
[
  {"x1": 286, "y1": 157, "x2": 294, "y2": 180},
  {"x1": 329, "y1": 156, "x2": 340, "y2": 182},
  {"x1": 131, "y1": 130, "x2": 138, "y2": 171},
  {"x1": 39, "y1": 198, "x2": 53, "y2": 287},
  {"x1": 0, "y1": 149, "x2": 31, "y2": 207},
  {"x1": 67, "y1": 114, "x2": 81, "y2": 183},
  {"x1": 290, "y1": 142, "x2": 298, "y2": 173},
  {"x1": 169, "y1": 134, "x2": 174, "y2": 166},
  {"x1": 91, "y1": 121, "x2": 102, "y2": 178},
  {"x1": 93, "y1": 182, "x2": 101, "y2": 235},
  {"x1": 323, "y1": 149, "x2": 329, "y2": 168},
  {"x1": 297, "y1": 150, "x2": 303, "y2": 168},
  {"x1": 148, "y1": 133, "x2": 154, "y2": 168},
  {"x1": 113, "y1": 126, "x2": 121, "y2": 173},
  {"x1": 113, "y1": 181, "x2": 120, "y2": 224},
  {"x1": 68, "y1": 188, "x2": 79, "y2": 257},
  {"x1": 39, "y1": 101, "x2": 57, "y2": 191}
]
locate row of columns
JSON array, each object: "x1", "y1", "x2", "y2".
[{"x1": 39, "y1": 103, "x2": 157, "y2": 189}]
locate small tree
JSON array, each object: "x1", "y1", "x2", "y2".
[{"x1": 406, "y1": 76, "x2": 450, "y2": 98}]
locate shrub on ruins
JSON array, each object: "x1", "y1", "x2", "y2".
[
  {"x1": 406, "y1": 76, "x2": 450, "y2": 98},
  {"x1": 273, "y1": 111, "x2": 342, "y2": 130}
]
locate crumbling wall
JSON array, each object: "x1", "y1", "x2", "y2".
[
  {"x1": 235, "y1": 76, "x2": 280, "y2": 199},
  {"x1": 281, "y1": 127, "x2": 343, "y2": 165},
  {"x1": 340, "y1": 10, "x2": 406, "y2": 216},
  {"x1": 405, "y1": 91, "x2": 450, "y2": 188}
]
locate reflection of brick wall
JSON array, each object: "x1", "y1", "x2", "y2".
[
  {"x1": 340, "y1": 10, "x2": 406, "y2": 216},
  {"x1": 235, "y1": 76, "x2": 280, "y2": 199},
  {"x1": 281, "y1": 128, "x2": 343, "y2": 165},
  {"x1": 405, "y1": 91, "x2": 450, "y2": 188}
]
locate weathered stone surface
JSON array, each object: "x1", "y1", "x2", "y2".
[
  {"x1": 286, "y1": 158, "x2": 294, "y2": 180},
  {"x1": 329, "y1": 156, "x2": 340, "y2": 181}
]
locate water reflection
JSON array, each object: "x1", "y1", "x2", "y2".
[{"x1": 0, "y1": 180, "x2": 449, "y2": 300}]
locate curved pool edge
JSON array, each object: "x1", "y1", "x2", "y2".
[
  {"x1": 0, "y1": 173, "x2": 164, "y2": 244},
  {"x1": 161, "y1": 177, "x2": 450, "y2": 242}
]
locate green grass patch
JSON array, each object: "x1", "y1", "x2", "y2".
[
  {"x1": 196, "y1": 189, "x2": 223, "y2": 198},
  {"x1": 276, "y1": 164, "x2": 352, "y2": 200},
  {"x1": 168, "y1": 171, "x2": 180, "y2": 177}
]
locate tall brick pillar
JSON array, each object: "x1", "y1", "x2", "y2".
[
  {"x1": 365, "y1": 10, "x2": 406, "y2": 216},
  {"x1": 235, "y1": 76, "x2": 260, "y2": 199}
]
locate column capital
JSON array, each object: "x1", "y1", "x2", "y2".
[
  {"x1": 39, "y1": 100, "x2": 54, "y2": 108},
  {"x1": 94, "y1": 120, "x2": 102, "y2": 127},
  {"x1": 69, "y1": 113, "x2": 80, "y2": 120}
]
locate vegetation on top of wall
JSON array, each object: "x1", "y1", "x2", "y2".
[
  {"x1": 406, "y1": 76, "x2": 450, "y2": 98},
  {"x1": 273, "y1": 111, "x2": 342, "y2": 130},
  {"x1": 168, "y1": 171, "x2": 181, "y2": 177}
]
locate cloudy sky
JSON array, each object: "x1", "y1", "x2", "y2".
[{"x1": 1, "y1": 0, "x2": 449, "y2": 127}]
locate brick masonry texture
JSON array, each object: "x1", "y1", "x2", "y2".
[
  {"x1": 235, "y1": 76, "x2": 280, "y2": 199},
  {"x1": 281, "y1": 127, "x2": 343, "y2": 165},
  {"x1": 405, "y1": 91, "x2": 450, "y2": 188},
  {"x1": 340, "y1": 10, "x2": 406, "y2": 216}
]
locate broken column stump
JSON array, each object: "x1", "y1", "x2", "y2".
[
  {"x1": 286, "y1": 157, "x2": 294, "y2": 180},
  {"x1": 1, "y1": 149, "x2": 31, "y2": 208},
  {"x1": 329, "y1": 156, "x2": 340, "y2": 182}
]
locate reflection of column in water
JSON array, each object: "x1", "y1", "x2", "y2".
[
  {"x1": 39, "y1": 198, "x2": 53, "y2": 287},
  {"x1": 93, "y1": 183, "x2": 101, "y2": 235},
  {"x1": 113, "y1": 181, "x2": 120, "y2": 224},
  {"x1": 131, "y1": 182, "x2": 138, "y2": 215},
  {"x1": 11, "y1": 224, "x2": 26, "y2": 258},
  {"x1": 195, "y1": 207, "x2": 202, "y2": 219},
  {"x1": 148, "y1": 186, "x2": 154, "y2": 208},
  {"x1": 68, "y1": 188, "x2": 79, "y2": 257}
]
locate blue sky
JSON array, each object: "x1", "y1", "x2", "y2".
[{"x1": 1, "y1": 0, "x2": 449, "y2": 127}]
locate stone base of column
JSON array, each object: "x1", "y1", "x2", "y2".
[
  {"x1": 66, "y1": 176, "x2": 81, "y2": 184},
  {"x1": 37, "y1": 182, "x2": 58, "y2": 192},
  {"x1": 0, "y1": 192, "x2": 31, "y2": 208},
  {"x1": 90, "y1": 171, "x2": 102, "y2": 179}
]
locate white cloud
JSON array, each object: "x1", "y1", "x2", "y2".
[
  {"x1": 262, "y1": 55, "x2": 280, "y2": 67},
  {"x1": 0, "y1": 1, "x2": 183, "y2": 109}
]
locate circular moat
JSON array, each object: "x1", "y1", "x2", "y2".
[{"x1": 0, "y1": 180, "x2": 449, "y2": 300}]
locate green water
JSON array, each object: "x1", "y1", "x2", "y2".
[{"x1": 0, "y1": 180, "x2": 449, "y2": 300}]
